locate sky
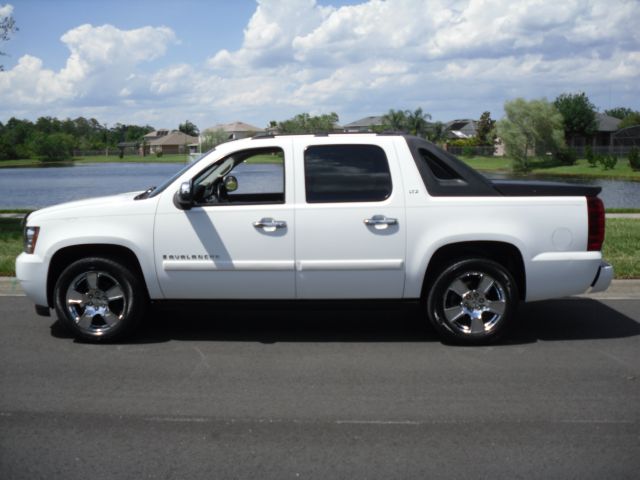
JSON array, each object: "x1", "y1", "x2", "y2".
[{"x1": 0, "y1": 0, "x2": 639, "y2": 131}]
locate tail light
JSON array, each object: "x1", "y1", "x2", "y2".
[{"x1": 586, "y1": 196, "x2": 605, "y2": 251}]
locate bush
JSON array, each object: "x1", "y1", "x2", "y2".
[
  {"x1": 554, "y1": 148, "x2": 577, "y2": 166},
  {"x1": 155, "y1": 151, "x2": 163, "y2": 158},
  {"x1": 31, "y1": 132, "x2": 74, "y2": 161},
  {"x1": 628, "y1": 147, "x2": 640, "y2": 171},
  {"x1": 462, "y1": 145, "x2": 474, "y2": 157},
  {"x1": 599, "y1": 154, "x2": 617, "y2": 170},
  {"x1": 585, "y1": 145, "x2": 597, "y2": 168}
]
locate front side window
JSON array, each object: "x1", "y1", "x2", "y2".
[
  {"x1": 304, "y1": 144, "x2": 392, "y2": 203},
  {"x1": 192, "y1": 147, "x2": 284, "y2": 205}
]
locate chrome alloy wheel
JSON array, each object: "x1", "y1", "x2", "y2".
[
  {"x1": 441, "y1": 271, "x2": 507, "y2": 335},
  {"x1": 65, "y1": 271, "x2": 127, "y2": 336}
]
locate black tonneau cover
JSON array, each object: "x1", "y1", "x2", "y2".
[
  {"x1": 403, "y1": 136, "x2": 601, "y2": 198},
  {"x1": 492, "y1": 180, "x2": 601, "y2": 197}
]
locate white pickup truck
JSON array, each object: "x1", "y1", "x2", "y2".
[{"x1": 16, "y1": 134, "x2": 613, "y2": 344}]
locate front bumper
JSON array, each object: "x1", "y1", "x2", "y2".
[
  {"x1": 589, "y1": 261, "x2": 614, "y2": 293},
  {"x1": 15, "y1": 252, "x2": 49, "y2": 307}
]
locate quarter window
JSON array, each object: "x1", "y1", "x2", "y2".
[{"x1": 304, "y1": 144, "x2": 392, "y2": 203}]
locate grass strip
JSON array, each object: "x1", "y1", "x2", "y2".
[
  {"x1": 603, "y1": 218, "x2": 640, "y2": 279},
  {"x1": 0, "y1": 218, "x2": 23, "y2": 276},
  {"x1": 460, "y1": 156, "x2": 640, "y2": 181}
]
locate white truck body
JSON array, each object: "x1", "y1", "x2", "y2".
[{"x1": 16, "y1": 134, "x2": 613, "y2": 343}]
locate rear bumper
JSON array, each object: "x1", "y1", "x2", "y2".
[
  {"x1": 589, "y1": 261, "x2": 614, "y2": 293},
  {"x1": 526, "y1": 251, "x2": 612, "y2": 301}
]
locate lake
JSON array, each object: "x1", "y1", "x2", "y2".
[{"x1": 0, "y1": 162, "x2": 638, "y2": 209}]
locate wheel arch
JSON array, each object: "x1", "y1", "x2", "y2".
[
  {"x1": 422, "y1": 241, "x2": 526, "y2": 301},
  {"x1": 46, "y1": 244, "x2": 149, "y2": 307}
]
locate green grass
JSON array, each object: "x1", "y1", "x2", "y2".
[
  {"x1": 0, "y1": 217, "x2": 638, "y2": 278},
  {"x1": 606, "y1": 208, "x2": 640, "y2": 214},
  {"x1": 0, "y1": 218, "x2": 23, "y2": 276},
  {"x1": 0, "y1": 154, "x2": 190, "y2": 168},
  {"x1": 0, "y1": 209, "x2": 33, "y2": 214},
  {"x1": 0, "y1": 153, "x2": 285, "y2": 168},
  {"x1": 603, "y1": 218, "x2": 640, "y2": 279},
  {"x1": 460, "y1": 156, "x2": 640, "y2": 181}
]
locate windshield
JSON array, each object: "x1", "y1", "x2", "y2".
[{"x1": 147, "y1": 150, "x2": 214, "y2": 198}]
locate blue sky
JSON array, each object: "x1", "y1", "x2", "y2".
[{"x1": 1, "y1": 0, "x2": 639, "y2": 130}]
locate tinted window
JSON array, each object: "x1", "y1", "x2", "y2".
[
  {"x1": 304, "y1": 145, "x2": 392, "y2": 203},
  {"x1": 419, "y1": 148, "x2": 463, "y2": 181}
]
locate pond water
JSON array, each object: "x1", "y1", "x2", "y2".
[{"x1": 0, "y1": 162, "x2": 638, "y2": 209}]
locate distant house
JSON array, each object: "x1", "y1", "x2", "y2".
[
  {"x1": 566, "y1": 113, "x2": 621, "y2": 151},
  {"x1": 444, "y1": 119, "x2": 477, "y2": 139},
  {"x1": 342, "y1": 116, "x2": 385, "y2": 133},
  {"x1": 142, "y1": 130, "x2": 198, "y2": 155},
  {"x1": 203, "y1": 121, "x2": 263, "y2": 140}
]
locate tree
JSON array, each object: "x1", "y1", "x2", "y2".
[
  {"x1": 619, "y1": 112, "x2": 640, "y2": 129},
  {"x1": 497, "y1": 98, "x2": 565, "y2": 172},
  {"x1": 277, "y1": 113, "x2": 339, "y2": 134},
  {"x1": 605, "y1": 107, "x2": 635, "y2": 120},
  {"x1": 200, "y1": 128, "x2": 229, "y2": 151},
  {"x1": 553, "y1": 92, "x2": 597, "y2": 141},
  {"x1": 425, "y1": 121, "x2": 445, "y2": 143},
  {"x1": 179, "y1": 120, "x2": 199, "y2": 137},
  {"x1": 382, "y1": 109, "x2": 408, "y2": 131},
  {"x1": 476, "y1": 111, "x2": 496, "y2": 145},
  {"x1": 0, "y1": 7, "x2": 17, "y2": 70},
  {"x1": 404, "y1": 108, "x2": 431, "y2": 136},
  {"x1": 31, "y1": 132, "x2": 75, "y2": 161}
]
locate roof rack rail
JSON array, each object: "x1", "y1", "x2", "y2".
[{"x1": 251, "y1": 132, "x2": 275, "y2": 139}]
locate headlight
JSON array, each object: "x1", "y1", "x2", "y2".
[{"x1": 24, "y1": 226, "x2": 40, "y2": 254}]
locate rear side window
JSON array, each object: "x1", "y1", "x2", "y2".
[
  {"x1": 419, "y1": 148, "x2": 464, "y2": 181},
  {"x1": 304, "y1": 144, "x2": 392, "y2": 203}
]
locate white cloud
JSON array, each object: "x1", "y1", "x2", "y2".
[
  {"x1": 0, "y1": 3, "x2": 13, "y2": 18},
  {"x1": 0, "y1": 0, "x2": 639, "y2": 128},
  {"x1": 199, "y1": 0, "x2": 640, "y2": 123},
  {"x1": 0, "y1": 23, "x2": 176, "y2": 106}
]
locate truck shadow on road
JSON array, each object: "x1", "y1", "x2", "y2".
[{"x1": 50, "y1": 298, "x2": 640, "y2": 345}]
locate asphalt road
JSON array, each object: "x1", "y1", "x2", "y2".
[{"x1": 1, "y1": 296, "x2": 639, "y2": 479}]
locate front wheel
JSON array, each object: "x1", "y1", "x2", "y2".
[
  {"x1": 426, "y1": 258, "x2": 518, "y2": 345},
  {"x1": 54, "y1": 257, "x2": 147, "y2": 342}
]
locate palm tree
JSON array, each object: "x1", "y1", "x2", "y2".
[
  {"x1": 404, "y1": 108, "x2": 431, "y2": 137},
  {"x1": 382, "y1": 109, "x2": 408, "y2": 132}
]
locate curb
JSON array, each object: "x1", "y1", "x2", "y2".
[{"x1": 1, "y1": 277, "x2": 639, "y2": 300}]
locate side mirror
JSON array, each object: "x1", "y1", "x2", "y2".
[
  {"x1": 224, "y1": 175, "x2": 238, "y2": 193},
  {"x1": 174, "y1": 181, "x2": 194, "y2": 210}
]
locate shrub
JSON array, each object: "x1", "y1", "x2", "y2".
[
  {"x1": 599, "y1": 154, "x2": 617, "y2": 170},
  {"x1": 554, "y1": 148, "x2": 577, "y2": 166},
  {"x1": 462, "y1": 145, "x2": 474, "y2": 157},
  {"x1": 155, "y1": 151, "x2": 163, "y2": 158},
  {"x1": 32, "y1": 132, "x2": 74, "y2": 161},
  {"x1": 585, "y1": 145, "x2": 597, "y2": 168},
  {"x1": 628, "y1": 147, "x2": 640, "y2": 171}
]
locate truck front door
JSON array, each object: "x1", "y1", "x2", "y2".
[{"x1": 154, "y1": 144, "x2": 295, "y2": 299}]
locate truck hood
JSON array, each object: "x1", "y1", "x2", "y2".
[{"x1": 26, "y1": 191, "x2": 155, "y2": 223}]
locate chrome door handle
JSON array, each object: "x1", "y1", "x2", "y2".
[
  {"x1": 253, "y1": 217, "x2": 287, "y2": 229},
  {"x1": 364, "y1": 215, "x2": 397, "y2": 227}
]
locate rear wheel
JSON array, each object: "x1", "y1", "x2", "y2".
[
  {"x1": 54, "y1": 257, "x2": 147, "y2": 342},
  {"x1": 426, "y1": 258, "x2": 518, "y2": 345}
]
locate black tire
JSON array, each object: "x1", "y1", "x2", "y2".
[
  {"x1": 54, "y1": 256, "x2": 148, "y2": 342},
  {"x1": 425, "y1": 258, "x2": 518, "y2": 345}
]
